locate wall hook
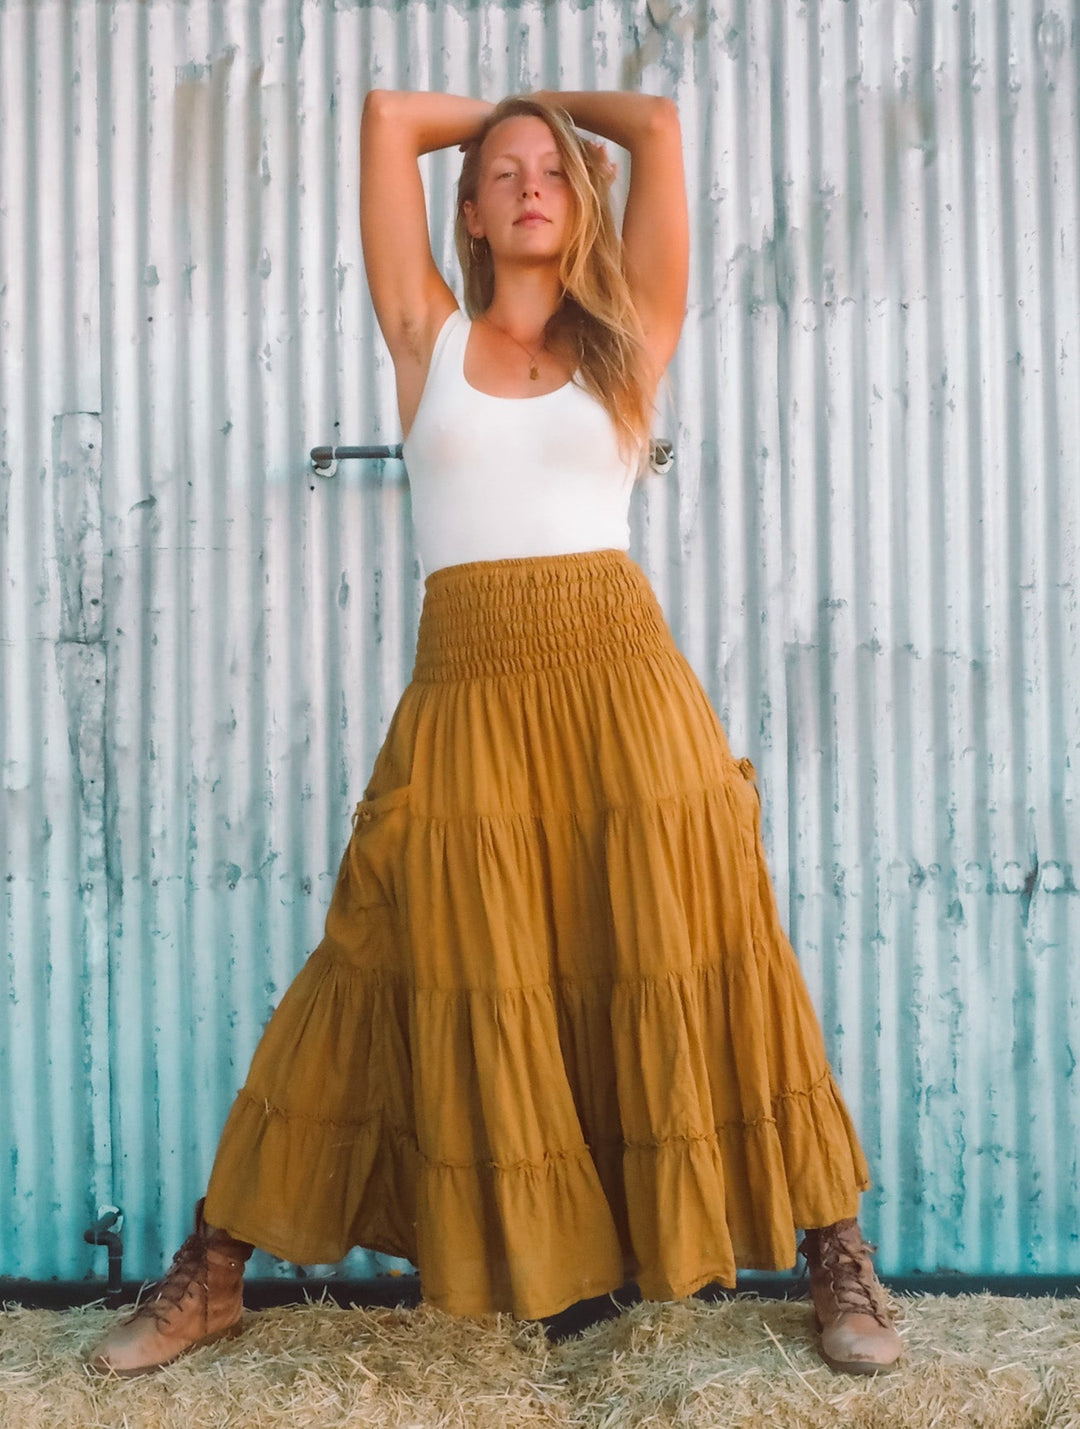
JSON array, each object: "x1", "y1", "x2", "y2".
[{"x1": 83, "y1": 1205, "x2": 125, "y2": 1308}]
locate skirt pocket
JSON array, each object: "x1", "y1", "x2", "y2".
[
  {"x1": 322, "y1": 784, "x2": 412, "y2": 968},
  {"x1": 735, "y1": 756, "x2": 758, "y2": 797},
  {"x1": 728, "y1": 757, "x2": 768, "y2": 933}
]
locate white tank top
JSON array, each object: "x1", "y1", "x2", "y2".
[{"x1": 402, "y1": 309, "x2": 639, "y2": 574}]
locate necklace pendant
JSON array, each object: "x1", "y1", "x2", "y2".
[{"x1": 529, "y1": 363, "x2": 539, "y2": 380}]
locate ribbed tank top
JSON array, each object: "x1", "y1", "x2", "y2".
[{"x1": 402, "y1": 309, "x2": 638, "y2": 575}]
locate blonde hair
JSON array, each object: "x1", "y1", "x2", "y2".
[{"x1": 454, "y1": 96, "x2": 652, "y2": 463}]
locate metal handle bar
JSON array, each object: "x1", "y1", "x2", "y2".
[{"x1": 310, "y1": 439, "x2": 673, "y2": 477}]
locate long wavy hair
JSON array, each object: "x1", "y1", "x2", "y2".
[{"x1": 454, "y1": 96, "x2": 652, "y2": 464}]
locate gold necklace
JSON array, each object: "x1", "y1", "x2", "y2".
[{"x1": 482, "y1": 314, "x2": 546, "y2": 380}]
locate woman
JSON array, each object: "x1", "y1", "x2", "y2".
[{"x1": 89, "y1": 89, "x2": 900, "y2": 1378}]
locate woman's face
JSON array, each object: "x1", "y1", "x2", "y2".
[{"x1": 464, "y1": 115, "x2": 573, "y2": 263}]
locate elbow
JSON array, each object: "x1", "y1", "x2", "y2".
[
  {"x1": 362, "y1": 88, "x2": 400, "y2": 130},
  {"x1": 646, "y1": 96, "x2": 680, "y2": 135}
]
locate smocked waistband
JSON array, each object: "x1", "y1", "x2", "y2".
[{"x1": 412, "y1": 549, "x2": 672, "y2": 682}]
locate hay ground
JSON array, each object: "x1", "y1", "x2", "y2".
[{"x1": 2, "y1": 1292, "x2": 1079, "y2": 1428}]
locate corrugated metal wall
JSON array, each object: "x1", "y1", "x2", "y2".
[{"x1": 1, "y1": 0, "x2": 1077, "y2": 1285}]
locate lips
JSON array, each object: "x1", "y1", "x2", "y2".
[{"x1": 514, "y1": 211, "x2": 549, "y2": 225}]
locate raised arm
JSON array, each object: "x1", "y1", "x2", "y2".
[
  {"x1": 531, "y1": 90, "x2": 688, "y2": 376},
  {"x1": 360, "y1": 90, "x2": 492, "y2": 421}
]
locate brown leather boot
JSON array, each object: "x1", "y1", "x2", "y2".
[
  {"x1": 798, "y1": 1218, "x2": 902, "y2": 1374},
  {"x1": 86, "y1": 1199, "x2": 253, "y2": 1377}
]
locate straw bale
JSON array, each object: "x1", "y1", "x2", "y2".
[{"x1": 2, "y1": 1291, "x2": 1079, "y2": 1428}]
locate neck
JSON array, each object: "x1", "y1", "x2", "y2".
[{"x1": 486, "y1": 264, "x2": 564, "y2": 340}]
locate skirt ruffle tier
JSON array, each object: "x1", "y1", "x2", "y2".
[{"x1": 204, "y1": 548, "x2": 869, "y2": 1319}]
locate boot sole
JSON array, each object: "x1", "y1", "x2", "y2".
[
  {"x1": 86, "y1": 1315, "x2": 245, "y2": 1378},
  {"x1": 819, "y1": 1347, "x2": 901, "y2": 1376}
]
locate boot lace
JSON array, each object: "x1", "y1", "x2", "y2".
[
  {"x1": 800, "y1": 1226, "x2": 895, "y2": 1328},
  {"x1": 128, "y1": 1234, "x2": 209, "y2": 1331}
]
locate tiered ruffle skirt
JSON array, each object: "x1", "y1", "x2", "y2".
[{"x1": 204, "y1": 549, "x2": 869, "y2": 1319}]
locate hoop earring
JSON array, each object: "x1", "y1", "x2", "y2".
[{"x1": 469, "y1": 235, "x2": 488, "y2": 262}]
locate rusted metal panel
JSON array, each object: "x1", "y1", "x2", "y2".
[{"x1": 0, "y1": 0, "x2": 1077, "y2": 1286}]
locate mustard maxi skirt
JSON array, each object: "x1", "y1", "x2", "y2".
[{"x1": 204, "y1": 548, "x2": 869, "y2": 1319}]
